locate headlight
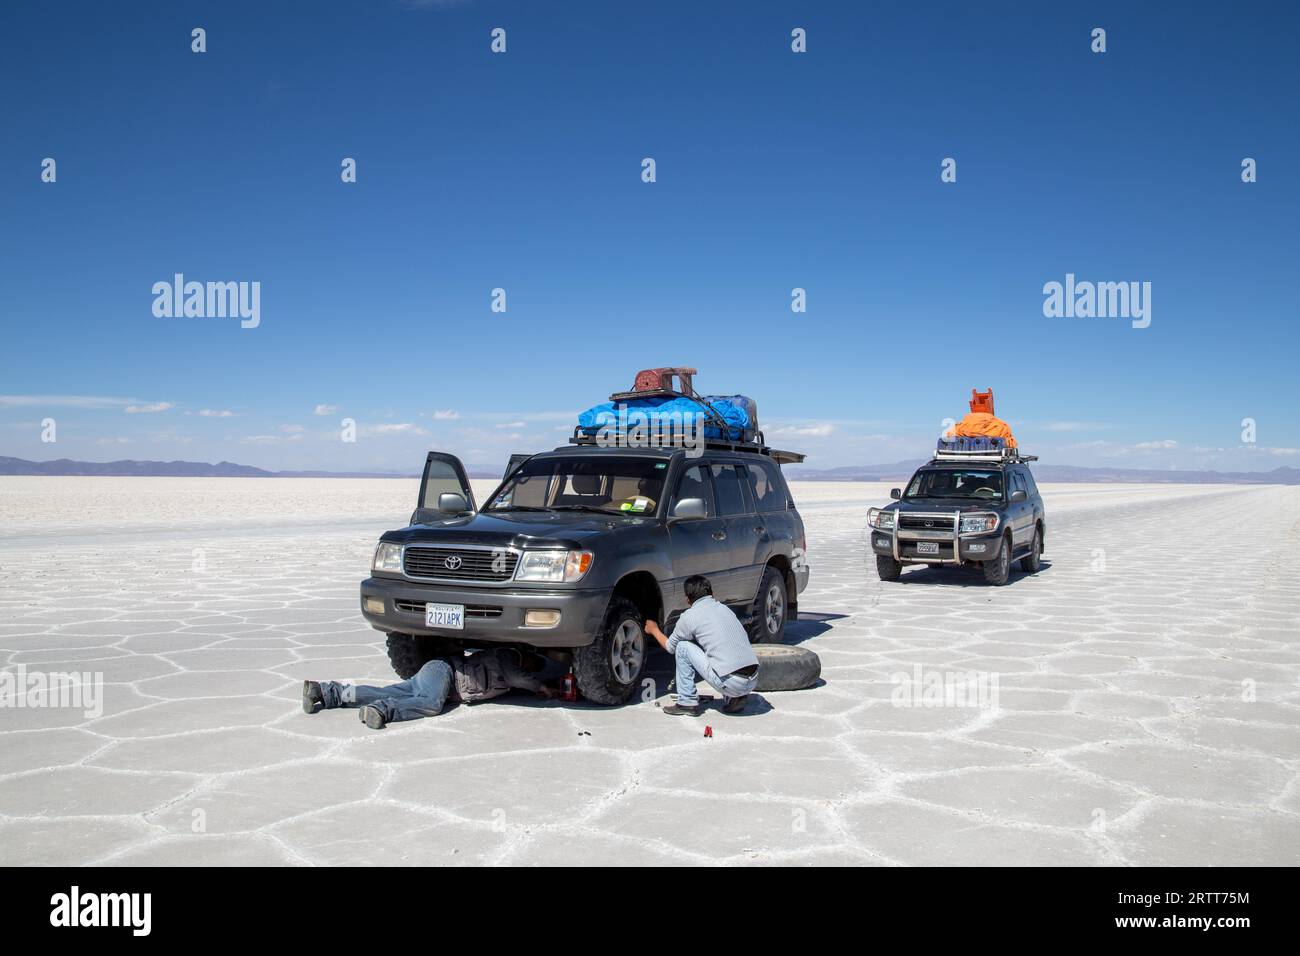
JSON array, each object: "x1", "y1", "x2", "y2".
[
  {"x1": 515, "y1": 550, "x2": 593, "y2": 583},
  {"x1": 372, "y1": 542, "x2": 404, "y2": 572},
  {"x1": 868, "y1": 508, "x2": 896, "y2": 530},
  {"x1": 959, "y1": 513, "x2": 1000, "y2": 534}
]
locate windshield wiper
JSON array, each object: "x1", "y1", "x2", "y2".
[
  {"x1": 548, "y1": 505, "x2": 616, "y2": 514},
  {"x1": 489, "y1": 505, "x2": 552, "y2": 513}
]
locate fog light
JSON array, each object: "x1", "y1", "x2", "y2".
[
  {"x1": 524, "y1": 609, "x2": 561, "y2": 628},
  {"x1": 363, "y1": 596, "x2": 385, "y2": 614},
  {"x1": 967, "y1": 543, "x2": 987, "y2": 553}
]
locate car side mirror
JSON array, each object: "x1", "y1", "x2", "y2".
[
  {"x1": 1010, "y1": 489, "x2": 1027, "y2": 503},
  {"x1": 671, "y1": 498, "x2": 707, "y2": 520},
  {"x1": 438, "y1": 492, "x2": 470, "y2": 513},
  {"x1": 890, "y1": 488, "x2": 902, "y2": 500}
]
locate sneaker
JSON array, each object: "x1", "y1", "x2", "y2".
[
  {"x1": 723, "y1": 694, "x2": 750, "y2": 715},
  {"x1": 662, "y1": 702, "x2": 702, "y2": 717},
  {"x1": 302, "y1": 680, "x2": 324, "y2": 714},
  {"x1": 359, "y1": 705, "x2": 387, "y2": 729}
]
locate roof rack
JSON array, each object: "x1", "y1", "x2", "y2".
[
  {"x1": 568, "y1": 427, "x2": 805, "y2": 464},
  {"x1": 932, "y1": 437, "x2": 1037, "y2": 464}
]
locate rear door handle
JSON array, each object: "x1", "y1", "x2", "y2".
[
  {"x1": 754, "y1": 526, "x2": 766, "y2": 534},
  {"x1": 712, "y1": 531, "x2": 727, "y2": 541}
]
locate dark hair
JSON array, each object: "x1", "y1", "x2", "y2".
[{"x1": 684, "y1": 575, "x2": 713, "y2": 603}]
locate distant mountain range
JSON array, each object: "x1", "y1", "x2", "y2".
[
  {"x1": 784, "y1": 459, "x2": 1300, "y2": 485},
  {"x1": 2, "y1": 455, "x2": 1297, "y2": 485},
  {"x1": 0, "y1": 456, "x2": 413, "y2": 479}
]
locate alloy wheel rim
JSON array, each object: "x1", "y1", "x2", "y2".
[
  {"x1": 610, "y1": 620, "x2": 644, "y2": 684},
  {"x1": 765, "y1": 583, "x2": 784, "y2": 633}
]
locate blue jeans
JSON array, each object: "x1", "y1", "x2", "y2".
[
  {"x1": 318, "y1": 660, "x2": 453, "y2": 723},
  {"x1": 674, "y1": 641, "x2": 758, "y2": 707}
]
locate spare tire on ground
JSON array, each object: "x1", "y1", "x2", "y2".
[{"x1": 753, "y1": 644, "x2": 821, "y2": 692}]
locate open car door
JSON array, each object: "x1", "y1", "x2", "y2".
[
  {"x1": 410, "y1": 452, "x2": 476, "y2": 525},
  {"x1": 503, "y1": 453, "x2": 532, "y2": 481}
]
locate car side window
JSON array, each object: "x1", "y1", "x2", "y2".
[
  {"x1": 710, "y1": 463, "x2": 750, "y2": 516},
  {"x1": 421, "y1": 460, "x2": 468, "y2": 508},
  {"x1": 1022, "y1": 470, "x2": 1039, "y2": 497},
  {"x1": 674, "y1": 464, "x2": 716, "y2": 517},
  {"x1": 1012, "y1": 471, "x2": 1027, "y2": 494},
  {"x1": 745, "y1": 461, "x2": 786, "y2": 513}
]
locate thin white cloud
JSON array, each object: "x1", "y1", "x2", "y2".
[
  {"x1": 767, "y1": 423, "x2": 834, "y2": 438},
  {"x1": 314, "y1": 404, "x2": 340, "y2": 416},
  {"x1": 433, "y1": 409, "x2": 460, "y2": 420},
  {"x1": 1043, "y1": 421, "x2": 1109, "y2": 432},
  {"x1": 1133, "y1": 439, "x2": 1178, "y2": 450},
  {"x1": 0, "y1": 394, "x2": 135, "y2": 409},
  {"x1": 371, "y1": 423, "x2": 429, "y2": 436},
  {"x1": 124, "y1": 402, "x2": 174, "y2": 414},
  {"x1": 198, "y1": 409, "x2": 235, "y2": 418}
]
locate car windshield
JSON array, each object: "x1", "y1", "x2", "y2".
[
  {"x1": 486, "y1": 456, "x2": 668, "y2": 516},
  {"x1": 905, "y1": 468, "x2": 1003, "y2": 500}
]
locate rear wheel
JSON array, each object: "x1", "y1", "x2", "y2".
[
  {"x1": 1020, "y1": 527, "x2": 1043, "y2": 573},
  {"x1": 876, "y1": 554, "x2": 902, "y2": 582},
  {"x1": 747, "y1": 566, "x2": 788, "y2": 643},
  {"x1": 573, "y1": 597, "x2": 646, "y2": 705},
  {"x1": 983, "y1": 535, "x2": 1012, "y2": 586}
]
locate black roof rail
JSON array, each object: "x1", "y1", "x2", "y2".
[{"x1": 929, "y1": 452, "x2": 1039, "y2": 464}]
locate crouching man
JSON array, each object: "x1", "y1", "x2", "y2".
[
  {"x1": 645, "y1": 574, "x2": 759, "y2": 716},
  {"x1": 303, "y1": 647, "x2": 558, "y2": 729}
]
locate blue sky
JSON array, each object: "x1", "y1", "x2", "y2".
[{"x1": 2, "y1": 0, "x2": 1297, "y2": 473}]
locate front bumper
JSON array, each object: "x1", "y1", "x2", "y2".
[
  {"x1": 360, "y1": 577, "x2": 613, "y2": 648},
  {"x1": 869, "y1": 522, "x2": 1005, "y2": 565}
]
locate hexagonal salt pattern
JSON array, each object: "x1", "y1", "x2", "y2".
[{"x1": 1, "y1": 478, "x2": 1298, "y2": 865}]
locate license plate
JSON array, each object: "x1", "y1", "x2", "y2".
[
  {"x1": 916, "y1": 541, "x2": 940, "y2": 555},
  {"x1": 425, "y1": 603, "x2": 465, "y2": 630}
]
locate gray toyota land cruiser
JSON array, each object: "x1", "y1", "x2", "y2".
[
  {"x1": 867, "y1": 438, "x2": 1046, "y2": 586},
  {"x1": 360, "y1": 438, "x2": 809, "y2": 704}
]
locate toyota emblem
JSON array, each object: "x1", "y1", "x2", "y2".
[{"x1": 444, "y1": 555, "x2": 463, "y2": 571}]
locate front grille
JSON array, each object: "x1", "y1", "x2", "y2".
[
  {"x1": 898, "y1": 514, "x2": 957, "y2": 533},
  {"x1": 393, "y1": 600, "x2": 503, "y2": 618},
  {"x1": 402, "y1": 547, "x2": 518, "y2": 582}
]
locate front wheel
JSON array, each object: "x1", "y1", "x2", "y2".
[
  {"x1": 982, "y1": 535, "x2": 1012, "y2": 586},
  {"x1": 385, "y1": 633, "x2": 456, "y2": 679},
  {"x1": 573, "y1": 597, "x2": 646, "y2": 705},
  {"x1": 747, "y1": 566, "x2": 788, "y2": 643},
  {"x1": 876, "y1": 554, "x2": 902, "y2": 582}
]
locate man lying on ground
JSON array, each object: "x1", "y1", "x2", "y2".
[
  {"x1": 302, "y1": 647, "x2": 559, "y2": 729},
  {"x1": 645, "y1": 574, "x2": 759, "y2": 717}
]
